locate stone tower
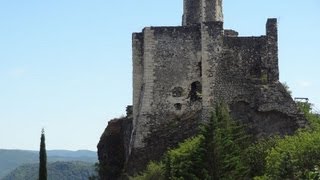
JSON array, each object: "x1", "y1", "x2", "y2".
[
  {"x1": 183, "y1": 0, "x2": 223, "y2": 25},
  {"x1": 98, "y1": 0, "x2": 307, "y2": 177}
]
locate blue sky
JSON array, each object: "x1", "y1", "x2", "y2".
[{"x1": 0, "y1": 0, "x2": 319, "y2": 151}]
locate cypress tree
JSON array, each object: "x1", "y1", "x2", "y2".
[{"x1": 39, "y1": 128, "x2": 47, "y2": 180}]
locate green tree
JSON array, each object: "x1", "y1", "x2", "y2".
[
  {"x1": 163, "y1": 103, "x2": 250, "y2": 180},
  {"x1": 164, "y1": 135, "x2": 208, "y2": 180},
  {"x1": 201, "y1": 103, "x2": 251, "y2": 179},
  {"x1": 39, "y1": 128, "x2": 47, "y2": 180},
  {"x1": 244, "y1": 136, "x2": 279, "y2": 177}
]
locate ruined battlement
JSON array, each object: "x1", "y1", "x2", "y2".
[
  {"x1": 127, "y1": 15, "x2": 304, "y2": 173},
  {"x1": 131, "y1": 18, "x2": 281, "y2": 150},
  {"x1": 98, "y1": 0, "x2": 306, "y2": 177}
]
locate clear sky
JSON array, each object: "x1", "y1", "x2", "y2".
[{"x1": 0, "y1": 0, "x2": 319, "y2": 151}]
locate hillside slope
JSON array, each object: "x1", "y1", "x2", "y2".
[
  {"x1": 0, "y1": 149, "x2": 97, "y2": 178},
  {"x1": 2, "y1": 161, "x2": 96, "y2": 180}
]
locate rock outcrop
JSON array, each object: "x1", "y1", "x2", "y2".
[{"x1": 97, "y1": 106, "x2": 132, "y2": 179}]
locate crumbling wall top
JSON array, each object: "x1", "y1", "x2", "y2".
[{"x1": 183, "y1": 0, "x2": 223, "y2": 26}]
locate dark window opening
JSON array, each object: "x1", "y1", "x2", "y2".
[
  {"x1": 174, "y1": 103, "x2": 182, "y2": 110},
  {"x1": 198, "y1": 62, "x2": 202, "y2": 77},
  {"x1": 189, "y1": 81, "x2": 202, "y2": 102},
  {"x1": 172, "y1": 87, "x2": 184, "y2": 97}
]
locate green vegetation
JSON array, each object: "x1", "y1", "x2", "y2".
[
  {"x1": 164, "y1": 136, "x2": 206, "y2": 179},
  {"x1": 132, "y1": 162, "x2": 165, "y2": 180},
  {"x1": 243, "y1": 136, "x2": 279, "y2": 177},
  {"x1": 260, "y1": 73, "x2": 268, "y2": 84},
  {"x1": 200, "y1": 103, "x2": 251, "y2": 179},
  {"x1": 132, "y1": 102, "x2": 320, "y2": 180},
  {"x1": 2, "y1": 161, "x2": 96, "y2": 180},
  {"x1": 282, "y1": 82, "x2": 292, "y2": 96},
  {"x1": 39, "y1": 128, "x2": 47, "y2": 180}
]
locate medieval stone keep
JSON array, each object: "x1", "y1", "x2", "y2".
[{"x1": 98, "y1": 0, "x2": 307, "y2": 177}]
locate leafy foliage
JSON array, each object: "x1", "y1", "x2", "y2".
[
  {"x1": 243, "y1": 136, "x2": 279, "y2": 177},
  {"x1": 297, "y1": 101, "x2": 320, "y2": 130},
  {"x1": 165, "y1": 136, "x2": 208, "y2": 180},
  {"x1": 260, "y1": 130, "x2": 320, "y2": 179},
  {"x1": 131, "y1": 162, "x2": 165, "y2": 180}
]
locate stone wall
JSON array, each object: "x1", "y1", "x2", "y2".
[
  {"x1": 183, "y1": 0, "x2": 223, "y2": 25},
  {"x1": 201, "y1": 21, "x2": 224, "y2": 118},
  {"x1": 183, "y1": 0, "x2": 201, "y2": 26},
  {"x1": 129, "y1": 26, "x2": 204, "y2": 173},
  {"x1": 266, "y1": 18, "x2": 279, "y2": 82},
  {"x1": 132, "y1": 33, "x2": 143, "y2": 130},
  {"x1": 202, "y1": 0, "x2": 223, "y2": 22}
]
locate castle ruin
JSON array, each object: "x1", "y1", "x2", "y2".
[{"x1": 98, "y1": 0, "x2": 306, "y2": 177}]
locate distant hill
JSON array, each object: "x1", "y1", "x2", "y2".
[
  {"x1": 0, "y1": 149, "x2": 97, "y2": 178},
  {"x1": 47, "y1": 150, "x2": 96, "y2": 158},
  {"x1": 2, "y1": 161, "x2": 96, "y2": 180}
]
